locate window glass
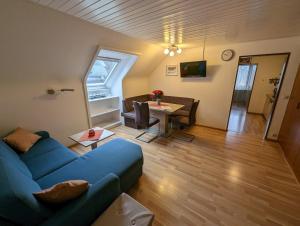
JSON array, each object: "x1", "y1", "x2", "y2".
[
  {"x1": 86, "y1": 58, "x2": 119, "y2": 85},
  {"x1": 235, "y1": 64, "x2": 257, "y2": 90},
  {"x1": 86, "y1": 57, "x2": 119, "y2": 100}
]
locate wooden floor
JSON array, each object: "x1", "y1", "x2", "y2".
[
  {"x1": 71, "y1": 125, "x2": 300, "y2": 226},
  {"x1": 228, "y1": 104, "x2": 267, "y2": 137}
]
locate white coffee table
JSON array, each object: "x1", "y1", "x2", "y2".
[{"x1": 69, "y1": 127, "x2": 114, "y2": 149}]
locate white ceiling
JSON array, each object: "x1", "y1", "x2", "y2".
[{"x1": 29, "y1": 0, "x2": 300, "y2": 48}]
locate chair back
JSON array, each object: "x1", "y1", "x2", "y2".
[
  {"x1": 190, "y1": 100, "x2": 200, "y2": 125},
  {"x1": 133, "y1": 101, "x2": 150, "y2": 129},
  {"x1": 122, "y1": 95, "x2": 151, "y2": 112}
]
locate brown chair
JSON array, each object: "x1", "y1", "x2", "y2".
[
  {"x1": 174, "y1": 100, "x2": 200, "y2": 127},
  {"x1": 171, "y1": 100, "x2": 200, "y2": 142},
  {"x1": 121, "y1": 94, "x2": 152, "y2": 128},
  {"x1": 121, "y1": 94, "x2": 194, "y2": 129},
  {"x1": 133, "y1": 101, "x2": 160, "y2": 143}
]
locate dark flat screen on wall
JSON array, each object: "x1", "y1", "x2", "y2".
[{"x1": 180, "y1": 61, "x2": 206, "y2": 77}]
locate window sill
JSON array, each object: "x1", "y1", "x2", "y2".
[
  {"x1": 91, "y1": 108, "x2": 120, "y2": 118},
  {"x1": 88, "y1": 96, "x2": 119, "y2": 102}
]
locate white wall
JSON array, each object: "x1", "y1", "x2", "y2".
[
  {"x1": 248, "y1": 55, "x2": 288, "y2": 114},
  {"x1": 148, "y1": 36, "x2": 300, "y2": 139},
  {"x1": 0, "y1": 0, "x2": 163, "y2": 145},
  {"x1": 122, "y1": 77, "x2": 150, "y2": 98},
  {"x1": 1, "y1": 0, "x2": 299, "y2": 144}
]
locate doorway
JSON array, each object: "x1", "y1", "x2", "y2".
[
  {"x1": 227, "y1": 53, "x2": 290, "y2": 138},
  {"x1": 233, "y1": 64, "x2": 257, "y2": 109}
]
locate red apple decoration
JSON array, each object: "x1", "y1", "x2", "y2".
[{"x1": 88, "y1": 129, "x2": 95, "y2": 137}]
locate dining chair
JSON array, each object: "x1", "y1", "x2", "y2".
[
  {"x1": 133, "y1": 101, "x2": 160, "y2": 143},
  {"x1": 171, "y1": 100, "x2": 200, "y2": 142}
]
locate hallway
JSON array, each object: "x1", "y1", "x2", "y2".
[{"x1": 228, "y1": 104, "x2": 267, "y2": 137}]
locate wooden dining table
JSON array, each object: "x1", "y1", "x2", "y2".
[{"x1": 147, "y1": 101, "x2": 184, "y2": 137}]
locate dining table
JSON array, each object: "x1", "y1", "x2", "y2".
[{"x1": 147, "y1": 101, "x2": 184, "y2": 137}]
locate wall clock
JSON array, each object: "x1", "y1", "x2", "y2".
[{"x1": 221, "y1": 49, "x2": 234, "y2": 61}]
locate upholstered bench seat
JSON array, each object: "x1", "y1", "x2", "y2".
[{"x1": 122, "y1": 94, "x2": 196, "y2": 128}]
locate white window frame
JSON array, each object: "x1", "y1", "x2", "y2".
[
  {"x1": 86, "y1": 56, "x2": 120, "y2": 87},
  {"x1": 83, "y1": 46, "x2": 140, "y2": 128}
]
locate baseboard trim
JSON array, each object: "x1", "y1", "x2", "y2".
[
  {"x1": 247, "y1": 112, "x2": 264, "y2": 116},
  {"x1": 195, "y1": 123, "x2": 227, "y2": 132},
  {"x1": 265, "y1": 137, "x2": 278, "y2": 142}
]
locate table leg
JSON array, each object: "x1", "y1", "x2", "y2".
[
  {"x1": 91, "y1": 142, "x2": 98, "y2": 150},
  {"x1": 150, "y1": 111, "x2": 170, "y2": 137}
]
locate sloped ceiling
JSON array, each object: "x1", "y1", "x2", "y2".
[{"x1": 29, "y1": 0, "x2": 300, "y2": 48}]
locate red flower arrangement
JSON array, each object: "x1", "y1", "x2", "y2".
[{"x1": 152, "y1": 90, "x2": 163, "y2": 99}]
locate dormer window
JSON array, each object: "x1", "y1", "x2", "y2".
[
  {"x1": 83, "y1": 48, "x2": 138, "y2": 129},
  {"x1": 86, "y1": 57, "x2": 119, "y2": 100},
  {"x1": 87, "y1": 57, "x2": 119, "y2": 85}
]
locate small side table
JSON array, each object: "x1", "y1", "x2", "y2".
[
  {"x1": 92, "y1": 193, "x2": 154, "y2": 226},
  {"x1": 69, "y1": 127, "x2": 114, "y2": 150}
]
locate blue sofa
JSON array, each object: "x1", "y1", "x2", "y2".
[{"x1": 0, "y1": 131, "x2": 143, "y2": 226}]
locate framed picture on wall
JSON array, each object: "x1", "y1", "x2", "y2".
[{"x1": 166, "y1": 65, "x2": 178, "y2": 76}]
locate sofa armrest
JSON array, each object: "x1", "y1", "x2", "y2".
[
  {"x1": 35, "y1": 131, "x2": 50, "y2": 139},
  {"x1": 41, "y1": 173, "x2": 121, "y2": 226}
]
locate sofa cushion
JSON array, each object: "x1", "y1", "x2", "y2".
[
  {"x1": 34, "y1": 180, "x2": 89, "y2": 204},
  {"x1": 0, "y1": 140, "x2": 32, "y2": 177},
  {"x1": 20, "y1": 138, "x2": 78, "y2": 180},
  {"x1": 37, "y1": 138, "x2": 143, "y2": 192},
  {"x1": 4, "y1": 127, "x2": 41, "y2": 153},
  {"x1": 35, "y1": 131, "x2": 50, "y2": 140},
  {"x1": 39, "y1": 174, "x2": 121, "y2": 226},
  {"x1": 0, "y1": 158, "x2": 52, "y2": 226}
]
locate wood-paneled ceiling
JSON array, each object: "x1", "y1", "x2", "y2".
[{"x1": 29, "y1": 0, "x2": 300, "y2": 47}]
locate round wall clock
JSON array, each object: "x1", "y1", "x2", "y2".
[{"x1": 221, "y1": 49, "x2": 234, "y2": 61}]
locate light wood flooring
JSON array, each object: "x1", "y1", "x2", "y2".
[
  {"x1": 228, "y1": 105, "x2": 267, "y2": 137},
  {"x1": 71, "y1": 125, "x2": 300, "y2": 226}
]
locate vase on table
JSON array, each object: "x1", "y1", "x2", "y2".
[
  {"x1": 156, "y1": 99, "x2": 161, "y2": 105},
  {"x1": 152, "y1": 90, "x2": 164, "y2": 106}
]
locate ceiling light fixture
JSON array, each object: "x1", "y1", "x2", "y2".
[{"x1": 163, "y1": 44, "x2": 182, "y2": 56}]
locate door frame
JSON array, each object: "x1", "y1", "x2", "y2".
[
  {"x1": 230, "y1": 63, "x2": 258, "y2": 112},
  {"x1": 246, "y1": 63, "x2": 258, "y2": 112},
  {"x1": 226, "y1": 52, "x2": 291, "y2": 139}
]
